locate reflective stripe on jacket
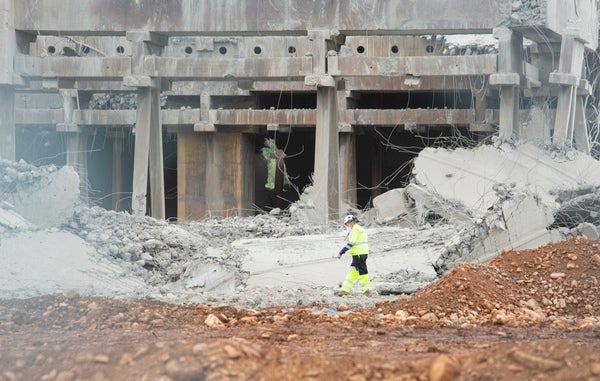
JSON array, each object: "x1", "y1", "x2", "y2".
[{"x1": 348, "y1": 224, "x2": 368, "y2": 255}]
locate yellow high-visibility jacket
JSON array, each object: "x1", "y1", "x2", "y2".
[{"x1": 347, "y1": 224, "x2": 368, "y2": 256}]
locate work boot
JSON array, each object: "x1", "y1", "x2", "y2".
[
  {"x1": 335, "y1": 290, "x2": 349, "y2": 297},
  {"x1": 362, "y1": 290, "x2": 372, "y2": 297}
]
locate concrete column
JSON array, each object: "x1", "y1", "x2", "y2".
[
  {"x1": 58, "y1": 89, "x2": 89, "y2": 200},
  {"x1": 491, "y1": 27, "x2": 523, "y2": 142},
  {"x1": 0, "y1": 0, "x2": 18, "y2": 160},
  {"x1": 126, "y1": 31, "x2": 166, "y2": 218},
  {"x1": 573, "y1": 92, "x2": 590, "y2": 154},
  {"x1": 177, "y1": 131, "x2": 203, "y2": 220},
  {"x1": 132, "y1": 87, "x2": 164, "y2": 219},
  {"x1": 550, "y1": 34, "x2": 586, "y2": 148},
  {"x1": 339, "y1": 132, "x2": 357, "y2": 207},
  {"x1": 370, "y1": 139, "x2": 383, "y2": 204},
  {"x1": 305, "y1": 32, "x2": 342, "y2": 224},
  {"x1": 112, "y1": 132, "x2": 125, "y2": 211},
  {"x1": 0, "y1": 88, "x2": 15, "y2": 160},
  {"x1": 177, "y1": 131, "x2": 255, "y2": 220},
  {"x1": 273, "y1": 149, "x2": 285, "y2": 209},
  {"x1": 312, "y1": 76, "x2": 340, "y2": 224},
  {"x1": 65, "y1": 132, "x2": 88, "y2": 201}
]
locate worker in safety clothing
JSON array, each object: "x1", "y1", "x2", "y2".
[{"x1": 336, "y1": 214, "x2": 371, "y2": 296}]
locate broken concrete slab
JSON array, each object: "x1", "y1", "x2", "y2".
[
  {"x1": 413, "y1": 143, "x2": 600, "y2": 217},
  {"x1": 184, "y1": 263, "x2": 235, "y2": 295},
  {"x1": 6, "y1": 165, "x2": 80, "y2": 228},
  {"x1": 435, "y1": 193, "x2": 562, "y2": 274},
  {"x1": 404, "y1": 183, "x2": 472, "y2": 225},
  {"x1": 372, "y1": 188, "x2": 415, "y2": 224}
]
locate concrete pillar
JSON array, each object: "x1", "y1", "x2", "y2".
[
  {"x1": 65, "y1": 132, "x2": 88, "y2": 201},
  {"x1": 370, "y1": 138, "x2": 383, "y2": 204},
  {"x1": 273, "y1": 149, "x2": 286, "y2": 209},
  {"x1": 339, "y1": 132, "x2": 357, "y2": 207},
  {"x1": 311, "y1": 76, "x2": 340, "y2": 224},
  {"x1": 177, "y1": 131, "x2": 203, "y2": 220},
  {"x1": 306, "y1": 32, "x2": 342, "y2": 224},
  {"x1": 0, "y1": 0, "x2": 18, "y2": 160},
  {"x1": 550, "y1": 34, "x2": 586, "y2": 148},
  {"x1": 132, "y1": 87, "x2": 164, "y2": 219},
  {"x1": 177, "y1": 131, "x2": 255, "y2": 220},
  {"x1": 0, "y1": 88, "x2": 15, "y2": 160},
  {"x1": 111, "y1": 132, "x2": 125, "y2": 211},
  {"x1": 126, "y1": 31, "x2": 166, "y2": 219},
  {"x1": 573, "y1": 92, "x2": 590, "y2": 154},
  {"x1": 59, "y1": 89, "x2": 89, "y2": 200},
  {"x1": 491, "y1": 27, "x2": 523, "y2": 142}
]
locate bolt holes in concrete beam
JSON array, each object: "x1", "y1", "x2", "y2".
[
  {"x1": 254, "y1": 46, "x2": 262, "y2": 54},
  {"x1": 219, "y1": 46, "x2": 227, "y2": 55},
  {"x1": 116, "y1": 46, "x2": 125, "y2": 54},
  {"x1": 47, "y1": 46, "x2": 56, "y2": 54},
  {"x1": 391, "y1": 45, "x2": 399, "y2": 54},
  {"x1": 357, "y1": 45, "x2": 365, "y2": 54},
  {"x1": 288, "y1": 46, "x2": 296, "y2": 54},
  {"x1": 425, "y1": 45, "x2": 434, "y2": 53},
  {"x1": 184, "y1": 46, "x2": 193, "y2": 54}
]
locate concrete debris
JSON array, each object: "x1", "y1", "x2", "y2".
[
  {"x1": 3, "y1": 140, "x2": 600, "y2": 308},
  {"x1": 0, "y1": 203, "x2": 33, "y2": 231},
  {"x1": 412, "y1": 143, "x2": 600, "y2": 217},
  {"x1": 1, "y1": 160, "x2": 79, "y2": 228},
  {"x1": 434, "y1": 192, "x2": 562, "y2": 275}
]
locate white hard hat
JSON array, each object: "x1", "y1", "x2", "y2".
[{"x1": 344, "y1": 215, "x2": 356, "y2": 224}]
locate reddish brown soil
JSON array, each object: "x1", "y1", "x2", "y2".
[{"x1": 2, "y1": 236, "x2": 600, "y2": 381}]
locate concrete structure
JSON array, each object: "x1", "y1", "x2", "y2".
[{"x1": 1, "y1": 0, "x2": 598, "y2": 223}]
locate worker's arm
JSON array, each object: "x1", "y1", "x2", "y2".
[{"x1": 337, "y1": 243, "x2": 353, "y2": 258}]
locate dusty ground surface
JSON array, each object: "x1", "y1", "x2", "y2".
[{"x1": 2, "y1": 236, "x2": 600, "y2": 381}]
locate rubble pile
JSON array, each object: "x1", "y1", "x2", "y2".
[
  {"x1": 0, "y1": 159, "x2": 79, "y2": 229},
  {"x1": 511, "y1": 0, "x2": 546, "y2": 25},
  {"x1": 380, "y1": 236, "x2": 600, "y2": 327},
  {"x1": 65, "y1": 205, "x2": 213, "y2": 287}
]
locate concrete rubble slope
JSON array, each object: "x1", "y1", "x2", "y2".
[{"x1": 2, "y1": 141, "x2": 600, "y2": 309}]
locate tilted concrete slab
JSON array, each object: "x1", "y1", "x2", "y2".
[
  {"x1": 466, "y1": 194, "x2": 562, "y2": 264},
  {"x1": 413, "y1": 143, "x2": 600, "y2": 217}
]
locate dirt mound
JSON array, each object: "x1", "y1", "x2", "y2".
[
  {"x1": 4, "y1": 237, "x2": 600, "y2": 380},
  {"x1": 377, "y1": 236, "x2": 600, "y2": 327}
]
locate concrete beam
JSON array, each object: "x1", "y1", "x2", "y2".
[
  {"x1": 345, "y1": 76, "x2": 485, "y2": 91},
  {"x1": 336, "y1": 55, "x2": 497, "y2": 77},
  {"x1": 345, "y1": 109, "x2": 481, "y2": 127},
  {"x1": 212, "y1": 109, "x2": 315, "y2": 126},
  {"x1": 14, "y1": 56, "x2": 131, "y2": 78},
  {"x1": 14, "y1": 0, "x2": 510, "y2": 35},
  {"x1": 15, "y1": 109, "x2": 64, "y2": 125},
  {"x1": 144, "y1": 56, "x2": 311, "y2": 80},
  {"x1": 15, "y1": 108, "x2": 489, "y2": 129}
]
